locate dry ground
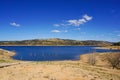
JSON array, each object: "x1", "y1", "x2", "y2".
[
  {"x1": 0, "y1": 49, "x2": 120, "y2": 80},
  {"x1": 94, "y1": 46, "x2": 120, "y2": 50}
]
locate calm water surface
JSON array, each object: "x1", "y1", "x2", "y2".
[{"x1": 0, "y1": 46, "x2": 119, "y2": 61}]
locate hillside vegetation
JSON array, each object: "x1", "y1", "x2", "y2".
[
  {"x1": 0, "y1": 38, "x2": 112, "y2": 46},
  {"x1": 113, "y1": 42, "x2": 120, "y2": 46}
]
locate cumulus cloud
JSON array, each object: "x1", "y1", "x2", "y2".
[
  {"x1": 53, "y1": 14, "x2": 92, "y2": 27},
  {"x1": 67, "y1": 18, "x2": 86, "y2": 26},
  {"x1": 83, "y1": 14, "x2": 93, "y2": 21},
  {"x1": 51, "y1": 30, "x2": 61, "y2": 33},
  {"x1": 10, "y1": 22, "x2": 20, "y2": 27},
  {"x1": 52, "y1": 14, "x2": 92, "y2": 33}
]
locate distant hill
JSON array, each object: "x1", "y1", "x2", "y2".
[{"x1": 0, "y1": 38, "x2": 112, "y2": 46}]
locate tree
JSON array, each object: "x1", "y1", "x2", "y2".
[
  {"x1": 105, "y1": 52, "x2": 120, "y2": 69},
  {"x1": 87, "y1": 49, "x2": 96, "y2": 65},
  {"x1": 113, "y1": 42, "x2": 120, "y2": 46}
]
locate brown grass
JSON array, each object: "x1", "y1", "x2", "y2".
[{"x1": 0, "y1": 49, "x2": 120, "y2": 80}]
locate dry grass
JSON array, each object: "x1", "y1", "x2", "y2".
[
  {"x1": 0, "y1": 49, "x2": 120, "y2": 80},
  {"x1": 0, "y1": 49, "x2": 17, "y2": 63},
  {"x1": 0, "y1": 61, "x2": 120, "y2": 80}
]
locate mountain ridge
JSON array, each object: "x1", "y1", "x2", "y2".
[{"x1": 0, "y1": 38, "x2": 113, "y2": 46}]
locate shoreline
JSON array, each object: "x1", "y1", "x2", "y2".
[
  {"x1": 0, "y1": 45, "x2": 98, "y2": 46},
  {"x1": 94, "y1": 46, "x2": 120, "y2": 50},
  {"x1": 0, "y1": 48, "x2": 16, "y2": 56},
  {"x1": 0, "y1": 45, "x2": 120, "y2": 62},
  {"x1": 0, "y1": 47, "x2": 120, "y2": 63},
  {"x1": 0, "y1": 49, "x2": 18, "y2": 63},
  {"x1": 0, "y1": 49, "x2": 120, "y2": 80}
]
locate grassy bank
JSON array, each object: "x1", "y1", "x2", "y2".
[{"x1": 0, "y1": 49, "x2": 18, "y2": 63}]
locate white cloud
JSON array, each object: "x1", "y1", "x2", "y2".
[
  {"x1": 53, "y1": 24, "x2": 60, "y2": 27},
  {"x1": 83, "y1": 14, "x2": 93, "y2": 21},
  {"x1": 54, "y1": 14, "x2": 92, "y2": 27},
  {"x1": 10, "y1": 22, "x2": 20, "y2": 27},
  {"x1": 67, "y1": 14, "x2": 92, "y2": 26},
  {"x1": 67, "y1": 18, "x2": 86, "y2": 26},
  {"x1": 51, "y1": 30, "x2": 61, "y2": 33}
]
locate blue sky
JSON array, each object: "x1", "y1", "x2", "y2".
[{"x1": 0, "y1": 0, "x2": 120, "y2": 42}]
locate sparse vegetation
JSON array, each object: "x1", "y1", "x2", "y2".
[
  {"x1": 0, "y1": 48, "x2": 120, "y2": 80},
  {"x1": 0, "y1": 59, "x2": 9, "y2": 63},
  {"x1": 88, "y1": 53, "x2": 96, "y2": 65},
  {"x1": 113, "y1": 42, "x2": 120, "y2": 46},
  {"x1": 0, "y1": 49, "x2": 17, "y2": 63},
  {"x1": 87, "y1": 49, "x2": 96, "y2": 65},
  {"x1": 104, "y1": 52, "x2": 120, "y2": 69},
  {"x1": 80, "y1": 52, "x2": 120, "y2": 69}
]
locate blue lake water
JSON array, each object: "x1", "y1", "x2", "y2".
[{"x1": 0, "y1": 46, "x2": 119, "y2": 61}]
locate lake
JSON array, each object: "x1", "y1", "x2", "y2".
[{"x1": 0, "y1": 46, "x2": 119, "y2": 61}]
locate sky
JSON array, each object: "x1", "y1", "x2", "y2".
[{"x1": 0, "y1": 0, "x2": 120, "y2": 42}]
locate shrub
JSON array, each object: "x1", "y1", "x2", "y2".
[{"x1": 105, "y1": 52, "x2": 120, "y2": 69}]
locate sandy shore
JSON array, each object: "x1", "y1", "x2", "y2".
[
  {"x1": 94, "y1": 46, "x2": 120, "y2": 50},
  {"x1": 0, "y1": 49, "x2": 120, "y2": 80},
  {"x1": 0, "y1": 61, "x2": 120, "y2": 80}
]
